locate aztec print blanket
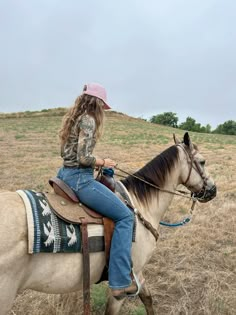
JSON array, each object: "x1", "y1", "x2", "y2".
[{"x1": 17, "y1": 190, "x2": 104, "y2": 254}]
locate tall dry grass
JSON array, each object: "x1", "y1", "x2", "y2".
[{"x1": 0, "y1": 110, "x2": 235, "y2": 314}]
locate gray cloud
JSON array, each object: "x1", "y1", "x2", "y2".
[{"x1": 0, "y1": 0, "x2": 235, "y2": 128}]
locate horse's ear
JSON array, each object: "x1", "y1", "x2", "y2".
[
  {"x1": 173, "y1": 133, "x2": 180, "y2": 144},
  {"x1": 183, "y1": 132, "x2": 193, "y2": 150}
]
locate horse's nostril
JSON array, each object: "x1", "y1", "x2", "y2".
[
  {"x1": 209, "y1": 185, "x2": 217, "y2": 198},
  {"x1": 212, "y1": 185, "x2": 217, "y2": 196},
  {"x1": 193, "y1": 185, "x2": 217, "y2": 203}
]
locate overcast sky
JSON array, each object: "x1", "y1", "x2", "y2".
[{"x1": 0, "y1": 0, "x2": 235, "y2": 128}]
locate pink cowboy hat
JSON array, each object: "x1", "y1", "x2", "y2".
[{"x1": 83, "y1": 83, "x2": 111, "y2": 109}]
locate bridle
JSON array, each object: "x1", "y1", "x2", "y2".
[
  {"x1": 176, "y1": 143, "x2": 209, "y2": 189},
  {"x1": 176, "y1": 143, "x2": 217, "y2": 204},
  {"x1": 114, "y1": 143, "x2": 211, "y2": 241}
]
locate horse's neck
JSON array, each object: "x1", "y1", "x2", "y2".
[
  {"x1": 127, "y1": 166, "x2": 180, "y2": 228},
  {"x1": 127, "y1": 168, "x2": 180, "y2": 272}
]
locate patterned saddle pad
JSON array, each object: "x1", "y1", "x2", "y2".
[{"x1": 17, "y1": 190, "x2": 104, "y2": 254}]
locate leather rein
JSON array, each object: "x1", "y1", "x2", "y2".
[{"x1": 114, "y1": 144, "x2": 208, "y2": 241}]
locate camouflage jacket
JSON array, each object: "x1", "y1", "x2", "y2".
[{"x1": 61, "y1": 114, "x2": 96, "y2": 168}]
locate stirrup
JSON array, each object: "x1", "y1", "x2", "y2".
[
  {"x1": 128, "y1": 269, "x2": 144, "y2": 297},
  {"x1": 112, "y1": 270, "x2": 144, "y2": 300}
]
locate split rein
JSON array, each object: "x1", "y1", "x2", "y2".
[{"x1": 115, "y1": 166, "x2": 194, "y2": 200}]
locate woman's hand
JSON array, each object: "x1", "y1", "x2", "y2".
[
  {"x1": 103, "y1": 158, "x2": 117, "y2": 168},
  {"x1": 96, "y1": 158, "x2": 117, "y2": 168}
]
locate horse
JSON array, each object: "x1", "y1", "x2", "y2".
[{"x1": 0, "y1": 132, "x2": 217, "y2": 315}]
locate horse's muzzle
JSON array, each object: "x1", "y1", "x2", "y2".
[{"x1": 192, "y1": 185, "x2": 217, "y2": 203}]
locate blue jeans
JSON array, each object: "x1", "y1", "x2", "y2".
[{"x1": 57, "y1": 166, "x2": 134, "y2": 289}]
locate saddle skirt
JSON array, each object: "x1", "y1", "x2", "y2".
[{"x1": 45, "y1": 192, "x2": 103, "y2": 225}]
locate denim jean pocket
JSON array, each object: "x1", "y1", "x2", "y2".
[{"x1": 57, "y1": 168, "x2": 79, "y2": 190}]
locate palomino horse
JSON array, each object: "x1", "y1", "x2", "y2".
[{"x1": 0, "y1": 133, "x2": 216, "y2": 315}]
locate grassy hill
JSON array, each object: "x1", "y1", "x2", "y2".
[{"x1": 0, "y1": 109, "x2": 236, "y2": 314}]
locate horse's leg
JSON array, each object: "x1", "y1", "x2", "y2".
[
  {"x1": 104, "y1": 283, "x2": 156, "y2": 315},
  {"x1": 104, "y1": 270, "x2": 154, "y2": 315},
  {"x1": 138, "y1": 281, "x2": 155, "y2": 315},
  {"x1": 104, "y1": 295, "x2": 125, "y2": 315}
]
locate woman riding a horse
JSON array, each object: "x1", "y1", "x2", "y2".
[{"x1": 57, "y1": 83, "x2": 140, "y2": 299}]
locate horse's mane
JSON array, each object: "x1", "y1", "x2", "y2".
[{"x1": 121, "y1": 145, "x2": 179, "y2": 204}]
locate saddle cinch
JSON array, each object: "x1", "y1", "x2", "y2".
[{"x1": 47, "y1": 174, "x2": 116, "y2": 315}]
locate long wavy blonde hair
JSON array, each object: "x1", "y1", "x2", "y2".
[{"x1": 59, "y1": 94, "x2": 105, "y2": 145}]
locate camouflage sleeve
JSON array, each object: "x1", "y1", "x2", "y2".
[{"x1": 77, "y1": 114, "x2": 96, "y2": 167}]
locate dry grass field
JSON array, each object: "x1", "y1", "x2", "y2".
[{"x1": 0, "y1": 109, "x2": 236, "y2": 315}]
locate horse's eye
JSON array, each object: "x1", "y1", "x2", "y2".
[{"x1": 200, "y1": 160, "x2": 206, "y2": 167}]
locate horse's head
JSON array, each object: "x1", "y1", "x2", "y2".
[{"x1": 174, "y1": 132, "x2": 217, "y2": 203}]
